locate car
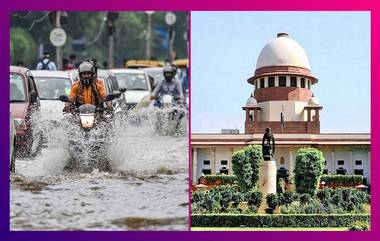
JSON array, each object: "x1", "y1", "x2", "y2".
[
  {"x1": 31, "y1": 70, "x2": 73, "y2": 118},
  {"x1": 97, "y1": 69, "x2": 127, "y2": 114},
  {"x1": 10, "y1": 66, "x2": 42, "y2": 158},
  {"x1": 124, "y1": 59, "x2": 164, "y2": 69},
  {"x1": 110, "y1": 69, "x2": 153, "y2": 111},
  {"x1": 10, "y1": 115, "x2": 16, "y2": 172},
  {"x1": 142, "y1": 67, "x2": 164, "y2": 90}
]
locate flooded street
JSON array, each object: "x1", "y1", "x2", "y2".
[{"x1": 10, "y1": 119, "x2": 189, "y2": 230}]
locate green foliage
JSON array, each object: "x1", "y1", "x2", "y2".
[
  {"x1": 278, "y1": 191, "x2": 299, "y2": 206},
  {"x1": 244, "y1": 190, "x2": 262, "y2": 212},
  {"x1": 231, "y1": 145, "x2": 262, "y2": 192},
  {"x1": 10, "y1": 12, "x2": 188, "y2": 69},
  {"x1": 320, "y1": 175, "x2": 363, "y2": 187},
  {"x1": 203, "y1": 174, "x2": 237, "y2": 185},
  {"x1": 10, "y1": 27, "x2": 37, "y2": 67},
  {"x1": 266, "y1": 193, "x2": 279, "y2": 210},
  {"x1": 349, "y1": 220, "x2": 370, "y2": 231},
  {"x1": 299, "y1": 193, "x2": 312, "y2": 205},
  {"x1": 191, "y1": 214, "x2": 370, "y2": 228},
  {"x1": 192, "y1": 186, "x2": 262, "y2": 214},
  {"x1": 294, "y1": 148, "x2": 325, "y2": 195}
]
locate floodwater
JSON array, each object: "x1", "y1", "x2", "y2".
[{"x1": 10, "y1": 110, "x2": 189, "y2": 231}]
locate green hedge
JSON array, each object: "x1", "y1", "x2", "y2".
[
  {"x1": 320, "y1": 175, "x2": 363, "y2": 187},
  {"x1": 203, "y1": 174, "x2": 237, "y2": 184},
  {"x1": 192, "y1": 214, "x2": 370, "y2": 227}
]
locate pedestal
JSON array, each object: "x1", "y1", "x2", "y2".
[{"x1": 258, "y1": 160, "x2": 277, "y2": 195}]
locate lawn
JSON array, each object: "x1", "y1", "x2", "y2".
[{"x1": 191, "y1": 227, "x2": 349, "y2": 231}]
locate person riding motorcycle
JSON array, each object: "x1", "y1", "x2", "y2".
[
  {"x1": 63, "y1": 61, "x2": 113, "y2": 112},
  {"x1": 150, "y1": 66, "x2": 181, "y2": 102}
]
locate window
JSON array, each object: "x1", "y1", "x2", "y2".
[
  {"x1": 260, "y1": 78, "x2": 264, "y2": 88},
  {"x1": 279, "y1": 157, "x2": 285, "y2": 165},
  {"x1": 203, "y1": 160, "x2": 210, "y2": 165},
  {"x1": 268, "y1": 77, "x2": 275, "y2": 87},
  {"x1": 290, "y1": 77, "x2": 297, "y2": 87},
  {"x1": 354, "y1": 169, "x2": 364, "y2": 176},
  {"x1": 301, "y1": 78, "x2": 305, "y2": 88},
  {"x1": 355, "y1": 160, "x2": 362, "y2": 166},
  {"x1": 323, "y1": 169, "x2": 328, "y2": 175},
  {"x1": 307, "y1": 80, "x2": 311, "y2": 89},
  {"x1": 221, "y1": 160, "x2": 228, "y2": 165},
  {"x1": 220, "y1": 169, "x2": 229, "y2": 175},
  {"x1": 337, "y1": 160, "x2": 344, "y2": 166},
  {"x1": 202, "y1": 169, "x2": 211, "y2": 175},
  {"x1": 279, "y1": 76, "x2": 286, "y2": 87},
  {"x1": 336, "y1": 169, "x2": 346, "y2": 175}
]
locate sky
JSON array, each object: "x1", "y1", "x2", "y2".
[{"x1": 191, "y1": 11, "x2": 370, "y2": 134}]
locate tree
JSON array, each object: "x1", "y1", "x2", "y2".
[
  {"x1": 10, "y1": 27, "x2": 37, "y2": 67},
  {"x1": 231, "y1": 145, "x2": 262, "y2": 192},
  {"x1": 294, "y1": 147, "x2": 325, "y2": 195}
]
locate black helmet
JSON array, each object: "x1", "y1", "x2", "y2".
[
  {"x1": 78, "y1": 61, "x2": 96, "y2": 86},
  {"x1": 163, "y1": 66, "x2": 174, "y2": 82}
]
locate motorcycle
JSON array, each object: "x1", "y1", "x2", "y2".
[
  {"x1": 59, "y1": 93, "x2": 120, "y2": 172},
  {"x1": 154, "y1": 94, "x2": 187, "y2": 136}
]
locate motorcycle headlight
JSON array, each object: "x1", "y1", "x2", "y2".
[
  {"x1": 13, "y1": 118, "x2": 27, "y2": 131},
  {"x1": 80, "y1": 114, "x2": 95, "y2": 128}
]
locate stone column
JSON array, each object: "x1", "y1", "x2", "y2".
[
  {"x1": 288, "y1": 150, "x2": 294, "y2": 178},
  {"x1": 192, "y1": 148, "x2": 198, "y2": 184},
  {"x1": 367, "y1": 150, "x2": 371, "y2": 184},
  {"x1": 331, "y1": 150, "x2": 335, "y2": 174},
  {"x1": 229, "y1": 148, "x2": 234, "y2": 175},
  {"x1": 211, "y1": 148, "x2": 216, "y2": 174},
  {"x1": 350, "y1": 150, "x2": 354, "y2": 174},
  {"x1": 259, "y1": 160, "x2": 277, "y2": 195}
]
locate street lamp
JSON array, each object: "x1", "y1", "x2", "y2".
[
  {"x1": 165, "y1": 12, "x2": 176, "y2": 63},
  {"x1": 145, "y1": 11, "x2": 155, "y2": 60}
]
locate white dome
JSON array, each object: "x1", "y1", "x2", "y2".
[
  {"x1": 256, "y1": 33, "x2": 311, "y2": 70},
  {"x1": 246, "y1": 96, "x2": 257, "y2": 106},
  {"x1": 308, "y1": 96, "x2": 319, "y2": 105}
]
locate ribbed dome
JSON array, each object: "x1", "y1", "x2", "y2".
[
  {"x1": 256, "y1": 33, "x2": 311, "y2": 70},
  {"x1": 308, "y1": 96, "x2": 320, "y2": 106},
  {"x1": 246, "y1": 95, "x2": 257, "y2": 106}
]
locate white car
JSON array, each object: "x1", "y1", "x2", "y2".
[
  {"x1": 10, "y1": 115, "x2": 15, "y2": 172},
  {"x1": 31, "y1": 70, "x2": 73, "y2": 145},
  {"x1": 31, "y1": 70, "x2": 73, "y2": 121},
  {"x1": 110, "y1": 69, "x2": 153, "y2": 111}
]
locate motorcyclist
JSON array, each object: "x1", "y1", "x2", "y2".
[
  {"x1": 150, "y1": 66, "x2": 181, "y2": 103},
  {"x1": 63, "y1": 61, "x2": 112, "y2": 112}
]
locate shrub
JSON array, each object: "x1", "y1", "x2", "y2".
[
  {"x1": 244, "y1": 190, "x2": 262, "y2": 212},
  {"x1": 266, "y1": 193, "x2": 279, "y2": 210},
  {"x1": 214, "y1": 185, "x2": 237, "y2": 212},
  {"x1": 231, "y1": 145, "x2": 262, "y2": 192},
  {"x1": 320, "y1": 175, "x2": 363, "y2": 187},
  {"x1": 278, "y1": 191, "x2": 299, "y2": 206},
  {"x1": 203, "y1": 174, "x2": 237, "y2": 185},
  {"x1": 299, "y1": 193, "x2": 312, "y2": 205},
  {"x1": 349, "y1": 220, "x2": 370, "y2": 231},
  {"x1": 294, "y1": 148, "x2": 325, "y2": 195},
  {"x1": 191, "y1": 214, "x2": 370, "y2": 227}
]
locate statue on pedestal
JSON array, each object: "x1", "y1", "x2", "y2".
[{"x1": 262, "y1": 128, "x2": 275, "y2": 161}]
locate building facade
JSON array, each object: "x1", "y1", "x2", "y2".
[{"x1": 191, "y1": 33, "x2": 370, "y2": 185}]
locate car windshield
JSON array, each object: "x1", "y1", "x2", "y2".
[
  {"x1": 115, "y1": 73, "x2": 148, "y2": 90},
  {"x1": 34, "y1": 77, "x2": 72, "y2": 100},
  {"x1": 145, "y1": 70, "x2": 163, "y2": 85},
  {"x1": 10, "y1": 73, "x2": 26, "y2": 102}
]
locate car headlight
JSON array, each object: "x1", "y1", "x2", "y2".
[{"x1": 13, "y1": 118, "x2": 27, "y2": 131}]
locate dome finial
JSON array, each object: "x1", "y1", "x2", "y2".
[{"x1": 277, "y1": 32, "x2": 289, "y2": 38}]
